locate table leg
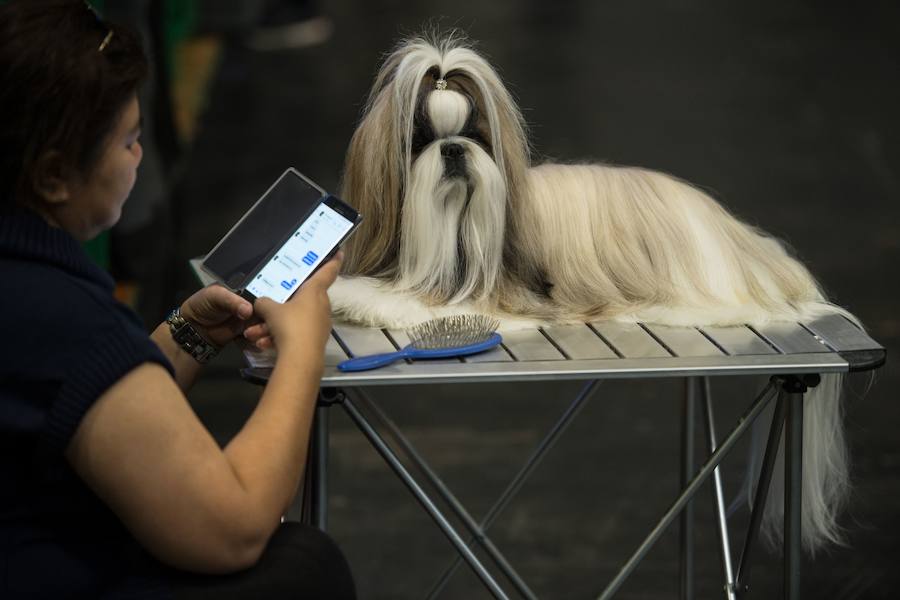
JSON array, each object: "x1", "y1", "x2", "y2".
[
  {"x1": 680, "y1": 378, "x2": 696, "y2": 600},
  {"x1": 294, "y1": 456, "x2": 313, "y2": 525},
  {"x1": 785, "y1": 389, "x2": 803, "y2": 599},
  {"x1": 296, "y1": 400, "x2": 330, "y2": 528},
  {"x1": 734, "y1": 387, "x2": 787, "y2": 596},
  {"x1": 701, "y1": 377, "x2": 737, "y2": 600},
  {"x1": 314, "y1": 404, "x2": 329, "y2": 530}
]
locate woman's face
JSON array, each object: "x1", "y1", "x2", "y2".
[{"x1": 58, "y1": 94, "x2": 143, "y2": 240}]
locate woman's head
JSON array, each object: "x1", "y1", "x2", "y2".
[{"x1": 0, "y1": 0, "x2": 148, "y2": 238}]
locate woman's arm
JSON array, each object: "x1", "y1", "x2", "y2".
[{"x1": 66, "y1": 256, "x2": 341, "y2": 574}]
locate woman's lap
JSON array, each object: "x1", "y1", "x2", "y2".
[
  {"x1": 170, "y1": 523, "x2": 356, "y2": 600},
  {"x1": 105, "y1": 523, "x2": 355, "y2": 600}
]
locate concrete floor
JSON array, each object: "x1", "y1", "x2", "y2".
[{"x1": 171, "y1": 1, "x2": 899, "y2": 598}]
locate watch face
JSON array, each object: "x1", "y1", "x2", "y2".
[
  {"x1": 169, "y1": 312, "x2": 219, "y2": 363},
  {"x1": 173, "y1": 326, "x2": 193, "y2": 345}
]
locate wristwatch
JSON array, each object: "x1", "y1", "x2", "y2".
[{"x1": 166, "y1": 307, "x2": 220, "y2": 364}]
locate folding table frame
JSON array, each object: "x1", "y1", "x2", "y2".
[{"x1": 238, "y1": 314, "x2": 884, "y2": 600}]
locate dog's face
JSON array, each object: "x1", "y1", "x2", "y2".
[
  {"x1": 339, "y1": 36, "x2": 534, "y2": 305},
  {"x1": 408, "y1": 70, "x2": 494, "y2": 176}
]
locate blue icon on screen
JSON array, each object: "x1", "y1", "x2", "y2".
[
  {"x1": 280, "y1": 278, "x2": 298, "y2": 290},
  {"x1": 301, "y1": 251, "x2": 318, "y2": 266}
]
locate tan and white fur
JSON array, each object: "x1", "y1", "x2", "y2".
[{"x1": 331, "y1": 33, "x2": 854, "y2": 554}]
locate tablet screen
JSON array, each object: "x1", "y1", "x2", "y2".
[
  {"x1": 202, "y1": 169, "x2": 325, "y2": 289},
  {"x1": 244, "y1": 202, "x2": 355, "y2": 302}
]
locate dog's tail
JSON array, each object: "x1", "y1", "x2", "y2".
[
  {"x1": 760, "y1": 368, "x2": 851, "y2": 555},
  {"x1": 750, "y1": 300, "x2": 858, "y2": 555}
]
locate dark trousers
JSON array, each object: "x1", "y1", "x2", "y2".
[
  {"x1": 170, "y1": 524, "x2": 355, "y2": 600},
  {"x1": 104, "y1": 523, "x2": 355, "y2": 600}
]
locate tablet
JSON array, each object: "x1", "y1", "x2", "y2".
[{"x1": 200, "y1": 168, "x2": 361, "y2": 301}]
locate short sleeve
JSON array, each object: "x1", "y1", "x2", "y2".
[{"x1": 41, "y1": 313, "x2": 174, "y2": 454}]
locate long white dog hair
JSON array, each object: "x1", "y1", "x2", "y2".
[{"x1": 335, "y1": 32, "x2": 854, "y2": 554}]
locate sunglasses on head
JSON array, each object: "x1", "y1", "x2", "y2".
[{"x1": 83, "y1": 1, "x2": 113, "y2": 52}]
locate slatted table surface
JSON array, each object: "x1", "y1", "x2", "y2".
[
  {"x1": 244, "y1": 315, "x2": 883, "y2": 387},
  {"x1": 189, "y1": 260, "x2": 885, "y2": 386}
]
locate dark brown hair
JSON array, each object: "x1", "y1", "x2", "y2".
[{"x1": 0, "y1": 0, "x2": 148, "y2": 207}]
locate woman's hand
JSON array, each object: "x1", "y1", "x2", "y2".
[
  {"x1": 245, "y1": 252, "x2": 343, "y2": 355},
  {"x1": 180, "y1": 284, "x2": 254, "y2": 348}
]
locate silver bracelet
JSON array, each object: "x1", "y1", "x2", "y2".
[{"x1": 165, "y1": 307, "x2": 220, "y2": 364}]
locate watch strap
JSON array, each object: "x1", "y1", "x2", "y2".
[{"x1": 166, "y1": 308, "x2": 220, "y2": 364}]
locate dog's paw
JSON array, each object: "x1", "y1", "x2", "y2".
[{"x1": 329, "y1": 276, "x2": 435, "y2": 328}]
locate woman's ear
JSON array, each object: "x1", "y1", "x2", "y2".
[{"x1": 31, "y1": 150, "x2": 72, "y2": 206}]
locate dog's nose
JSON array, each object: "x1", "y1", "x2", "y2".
[{"x1": 441, "y1": 143, "x2": 464, "y2": 159}]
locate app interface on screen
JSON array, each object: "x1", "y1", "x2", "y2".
[{"x1": 246, "y1": 204, "x2": 353, "y2": 302}]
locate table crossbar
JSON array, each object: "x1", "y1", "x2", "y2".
[{"x1": 596, "y1": 379, "x2": 778, "y2": 599}]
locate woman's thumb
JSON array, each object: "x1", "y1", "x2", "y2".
[{"x1": 253, "y1": 296, "x2": 277, "y2": 320}]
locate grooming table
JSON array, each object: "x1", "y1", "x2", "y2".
[{"x1": 189, "y1": 261, "x2": 885, "y2": 599}]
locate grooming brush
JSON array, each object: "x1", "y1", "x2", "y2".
[{"x1": 337, "y1": 314, "x2": 502, "y2": 372}]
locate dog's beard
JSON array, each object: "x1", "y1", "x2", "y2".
[{"x1": 397, "y1": 137, "x2": 507, "y2": 304}]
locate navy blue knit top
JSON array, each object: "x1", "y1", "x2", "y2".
[{"x1": 0, "y1": 205, "x2": 175, "y2": 597}]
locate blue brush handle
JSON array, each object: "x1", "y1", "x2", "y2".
[
  {"x1": 337, "y1": 333, "x2": 503, "y2": 372},
  {"x1": 337, "y1": 348, "x2": 415, "y2": 372}
]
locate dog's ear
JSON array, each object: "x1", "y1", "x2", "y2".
[
  {"x1": 339, "y1": 86, "x2": 403, "y2": 277},
  {"x1": 339, "y1": 38, "x2": 441, "y2": 277}
]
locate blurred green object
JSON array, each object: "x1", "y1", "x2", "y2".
[
  {"x1": 164, "y1": 1, "x2": 198, "y2": 75},
  {"x1": 83, "y1": 232, "x2": 111, "y2": 269}
]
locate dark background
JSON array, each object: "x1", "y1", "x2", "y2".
[{"x1": 171, "y1": 1, "x2": 899, "y2": 598}]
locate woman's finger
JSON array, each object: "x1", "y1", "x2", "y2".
[
  {"x1": 252, "y1": 296, "x2": 278, "y2": 321},
  {"x1": 185, "y1": 284, "x2": 252, "y2": 324},
  {"x1": 301, "y1": 253, "x2": 343, "y2": 293},
  {"x1": 207, "y1": 285, "x2": 252, "y2": 320},
  {"x1": 242, "y1": 322, "x2": 270, "y2": 342}
]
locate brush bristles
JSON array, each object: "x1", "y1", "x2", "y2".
[{"x1": 408, "y1": 314, "x2": 499, "y2": 349}]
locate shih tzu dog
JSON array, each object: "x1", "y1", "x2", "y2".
[{"x1": 328, "y1": 33, "x2": 856, "y2": 554}]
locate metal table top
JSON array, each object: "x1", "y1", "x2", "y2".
[
  {"x1": 251, "y1": 313, "x2": 884, "y2": 387},
  {"x1": 190, "y1": 259, "x2": 884, "y2": 387},
  {"x1": 277, "y1": 315, "x2": 881, "y2": 386}
]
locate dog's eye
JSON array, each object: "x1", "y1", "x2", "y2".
[
  {"x1": 461, "y1": 123, "x2": 489, "y2": 151},
  {"x1": 411, "y1": 123, "x2": 434, "y2": 155},
  {"x1": 460, "y1": 107, "x2": 490, "y2": 151},
  {"x1": 464, "y1": 129, "x2": 486, "y2": 147},
  {"x1": 463, "y1": 105, "x2": 479, "y2": 130}
]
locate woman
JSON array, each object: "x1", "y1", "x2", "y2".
[{"x1": 0, "y1": 1, "x2": 355, "y2": 597}]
